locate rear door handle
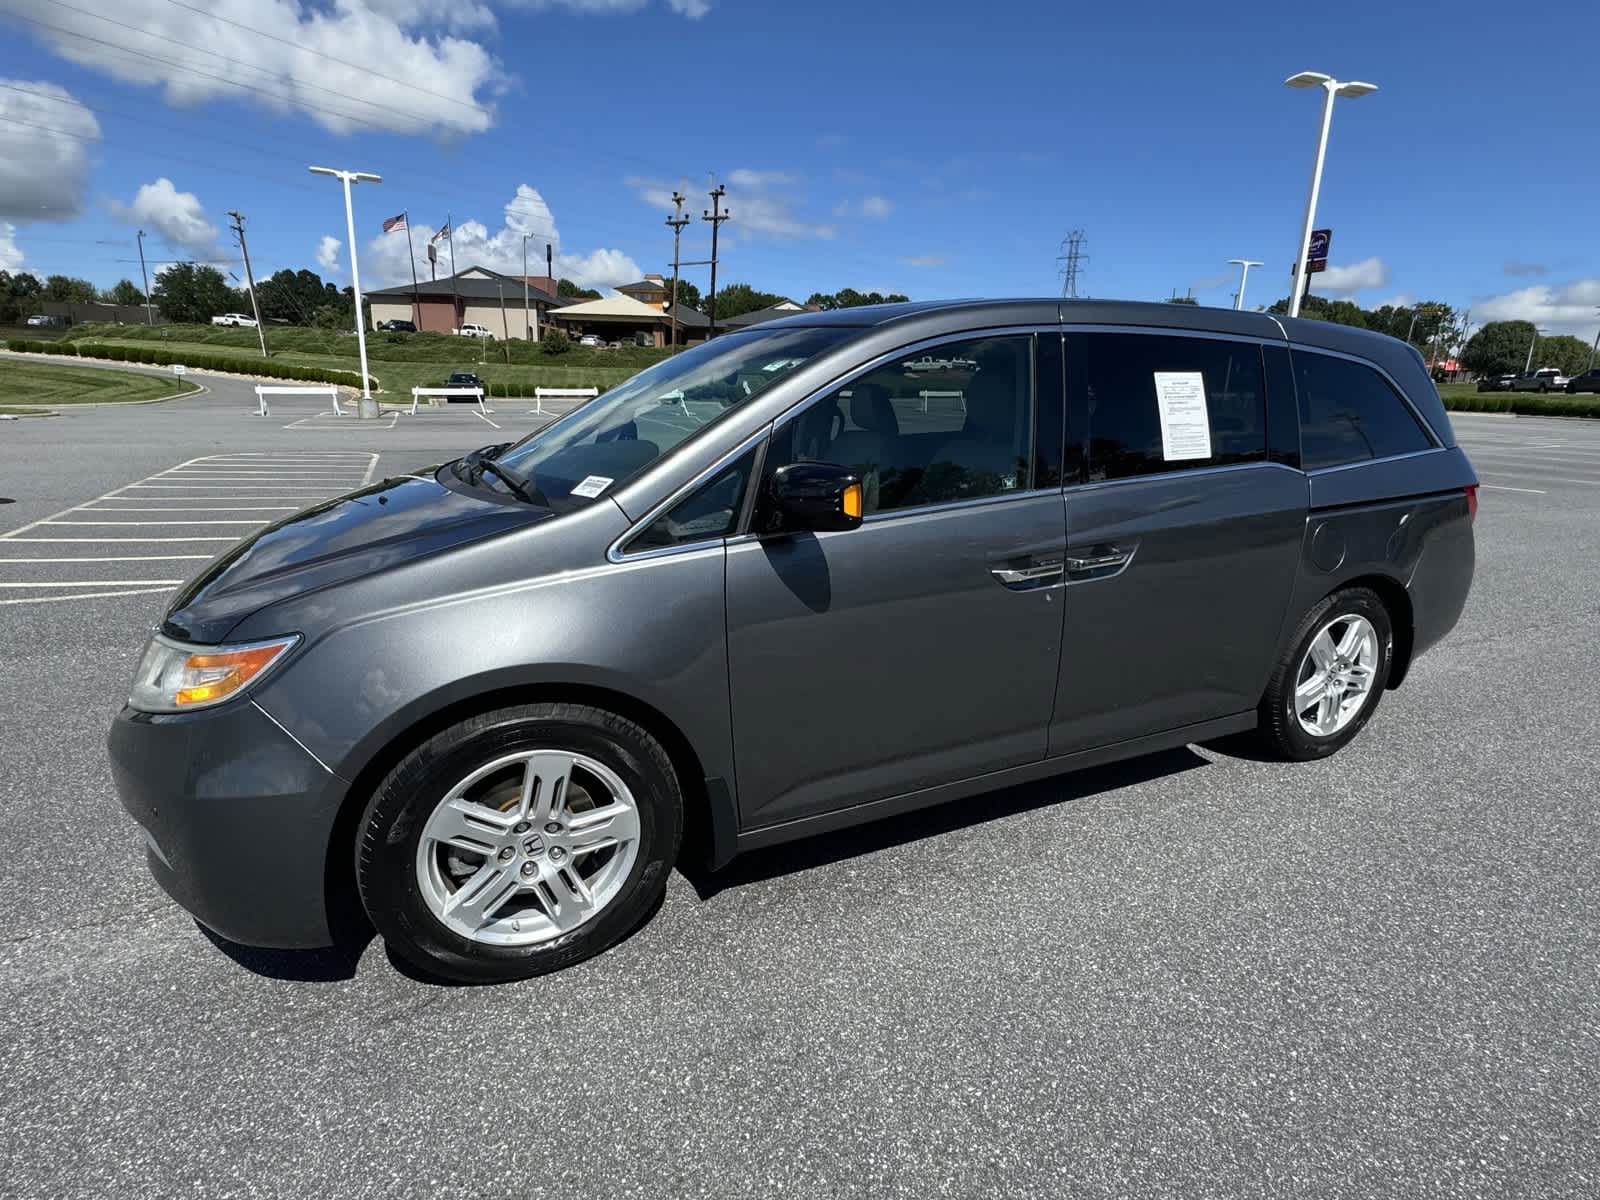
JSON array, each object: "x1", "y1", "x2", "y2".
[
  {"x1": 1064, "y1": 551, "x2": 1131, "y2": 572},
  {"x1": 991, "y1": 561, "x2": 1064, "y2": 586}
]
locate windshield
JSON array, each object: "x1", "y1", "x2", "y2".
[{"x1": 483, "y1": 326, "x2": 854, "y2": 508}]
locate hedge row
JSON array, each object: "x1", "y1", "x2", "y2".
[
  {"x1": 7, "y1": 338, "x2": 368, "y2": 389},
  {"x1": 1442, "y1": 392, "x2": 1600, "y2": 419}
]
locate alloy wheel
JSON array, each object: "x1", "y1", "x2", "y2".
[
  {"x1": 1292, "y1": 614, "x2": 1379, "y2": 738},
  {"x1": 414, "y1": 750, "x2": 641, "y2": 946}
]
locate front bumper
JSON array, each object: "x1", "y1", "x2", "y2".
[{"x1": 108, "y1": 699, "x2": 344, "y2": 949}]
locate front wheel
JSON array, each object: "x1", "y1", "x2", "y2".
[
  {"x1": 357, "y1": 703, "x2": 683, "y2": 983},
  {"x1": 1255, "y1": 587, "x2": 1393, "y2": 761}
]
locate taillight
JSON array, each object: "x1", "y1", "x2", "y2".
[{"x1": 1464, "y1": 484, "x2": 1478, "y2": 523}]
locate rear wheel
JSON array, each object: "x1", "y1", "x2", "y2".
[
  {"x1": 357, "y1": 703, "x2": 682, "y2": 983},
  {"x1": 1256, "y1": 587, "x2": 1392, "y2": 761}
]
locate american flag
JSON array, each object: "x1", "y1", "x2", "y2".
[
  {"x1": 431, "y1": 222, "x2": 450, "y2": 244},
  {"x1": 381, "y1": 212, "x2": 407, "y2": 234}
]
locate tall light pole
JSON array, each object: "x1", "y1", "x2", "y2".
[
  {"x1": 309, "y1": 165, "x2": 381, "y2": 418},
  {"x1": 135, "y1": 229, "x2": 153, "y2": 325},
  {"x1": 1228, "y1": 259, "x2": 1262, "y2": 311},
  {"x1": 1284, "y1": 71, "x2": 1377, "y2": 319},
  {"x1": 1588, "y1": 307, "x2": 1600, "y2": 371},
  {"x1": 1524, "y1": 326, "x2": 1548, "y2": 375}
]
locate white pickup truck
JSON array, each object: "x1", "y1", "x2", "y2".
[
  {"x1": 211, "y1": 312, "x2": 258, "y2": 328},
  {"x1": 453, "y1": 323, "x2": 494, "y2": 339}
]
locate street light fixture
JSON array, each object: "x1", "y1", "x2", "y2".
[
  {"x1": 309, "y1": 165, "x2": 382, "y2": 419},
  {"x1": 1228, "y1": 259, "x2": 1263, "y2": 311},
  {"x1": 1284, "y1": 71, "x2": 1377, "y2": 319}
]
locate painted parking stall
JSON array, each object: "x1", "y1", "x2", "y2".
[{"x1": 0, "y1": 451, "x2": 378, "y2": 606}]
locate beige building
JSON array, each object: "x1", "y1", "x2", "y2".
[{"x1": 366, "y1": 267, "x2": 561, "y2": 338}]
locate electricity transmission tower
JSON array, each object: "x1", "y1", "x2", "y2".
[{"x1": 1057, "y1": 230, "x2": 1088, "y2": 298}]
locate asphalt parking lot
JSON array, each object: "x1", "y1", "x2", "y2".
[{"x1": 2, "y1": 381, "x2": 1597, "y2": 1198}]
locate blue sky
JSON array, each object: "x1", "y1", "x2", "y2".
[{"x1": 1, "y1": 0, "x2": 1596, "y2": 335}]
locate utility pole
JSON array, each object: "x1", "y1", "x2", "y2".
[
  {"x1": 1228, "y1": 259, "x2": 1262, "y2": 310},
  {"x1": 1057, "y1": 230, "x2": 1088, "y2": 298},
  {"x1": 498, "y1": 281, "x2": 511, "y2": 363},
  {"x1": 445, "y1": 212, "x2": 458, "y2": 329},
  {"x1": 135, "y1": 229, "x2": 153, "y2": 325},
  {"x1": 666, "y1": 191, "x2": 690, "y2": 352},
  {"x1": 1588, "y1": 307, "x2": 1600, "y2": 371},
  {"x1": 703, "y1": 183, "x2": 729, "y2": 339},
  {"x1": 521, "y1": 233, "x2": 532, "y2": 341},
  {"x1": 1524, "y1": 326, "x2": 1546, "y2": 375},
  {"x1": 225, "y1": 210, "x2": 269, "y2": 357}
]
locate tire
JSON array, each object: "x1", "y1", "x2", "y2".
[
  {"x1": 357, "y1": 703, "x2": 682, "y2": 983},
  {"x1": 1255, "y1": 587, "x2": 1393, "y2": 762}
]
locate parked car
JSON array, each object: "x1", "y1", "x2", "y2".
[
  {"x1": 1564, "y1": 368, "x2": 1600, "y2": 394},
  {"x1": 1510, "y1": 368, "x2": 1568, "y2": 392},
  {"x1": 379, "y1": 319, "x2": 417, "y2": 333},
  {"x1": 445, "y1": 370, "x2": 485, "y2": 400},
  {"x1": 210, "y1": 313, "x2": 258, "y2": 328},
  {"x1": 23, "y1": 313, "x2": 63, "y2": 328},
  {"x1": 109, "y1": 299, "x2": 1478, "y2": 983},
  {"x1": 1476, "y1": 374, "x2": 1516, "y2": 393},
  {"x1": 578, "y1": 333, "x2": 604, "y2": 348},
  {"x1": 454, "y1": 323, "x2": 494, "y2": 339}
]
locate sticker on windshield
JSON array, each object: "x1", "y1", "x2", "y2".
[
  {"x1": 1152, "y1": 371, "x2": 1212, "y2": 461},
  {"x1": 570, "y1": 475, "x2": 614, "y2": 499}
]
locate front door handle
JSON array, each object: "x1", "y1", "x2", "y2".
[{"x1": 990, "y1": 561, "x2": 1064, "y2": 588}]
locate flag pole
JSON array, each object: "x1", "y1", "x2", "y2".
[{"x1": 404, "y1": 211, "x2": 421, "y2": 328}]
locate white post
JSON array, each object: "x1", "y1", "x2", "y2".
[
  {"x1": 1524, "y1": 328, "x2": 1540, "y2": 375},
  {"x1": 1229, "y1": 259, "x2": 1262, "y2": 311},
  {"x1": 1288, "y1": 81, "x2": 1337, "y2": 320},
  {"x1": 339, "y1": 174, "x2": 376, "y2": 418}
]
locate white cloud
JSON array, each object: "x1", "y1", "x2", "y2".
[
  {"x1": 366, "y1": 184, "x2": 641, "y2": 291},
  {"x1": 0, "y1": 80, "x2": 99, "y2": 222},
  {"x1": 1317, "y1": 256, "x2": 1389, "y2": 295},
  {"x1": 0, "y1": 223, "x2": 23, "y2": 270},
  {"x1": 628, "y1": 172, "x2": 837, "y2": 240},
  {"x1": 316, "y1": 236, "x2": 343, "y2": 274},
  {"x1": 901, "y1": 255, "x2": 944, "y2": 268},
  {"x1": 506, "y1": 0, "x2": 710, "y2": 14},
  {"x1": 834, "y1": 195, "x2": 894, "y2": 220},
  {"x1": 109, "y1": 178, "x2": 221, "y2": 258},
  {"x1": 1474, "y1": 279, "x2": 1600, "y2": 337},
  {"x1": 6, "y1": 0, "x2": 498, "y2": 136}
]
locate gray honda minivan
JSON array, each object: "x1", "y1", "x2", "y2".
[{"x1": 109, "y1": 300, "x2": 1477, "y2": 982}]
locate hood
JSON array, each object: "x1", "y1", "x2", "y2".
[{"x1": 162, "y1": 470, "x2": 547, "y2": 643}]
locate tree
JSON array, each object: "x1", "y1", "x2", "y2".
[
  {"x1": 1461, "y1": 321, "x2": 1536, "y2": 378},
  {"x1": 664, "y1": 278, "x2": 702, "y2": 312},
  {"x1": 0, "y1": 270, "x2": 43, "y2": 323},
  {"x1": 42, "y1": 274, "x2": 98, "y2": 303},
  {"x1": 1533, "y1": 334, "x2": 1592, "y2": 377},
  {"x1": 255, "y1": 269, "x2": 338, "y2": 325},
  {"x1": 807, "y1": 288, "x2": 910, "y2": 310},
  {"x1": 557, "y1": 278, "x2": 601, "y2": 300},
  {"x1": 153, "y1": 263, "x2": 241, "y2": 324},
  {"x1": 711, "y1": 282, "x2": 783, "y2": 321},
  {"x1": 102, "y1": 279, "x2": 146, "y2": 307},
  {"x1": 1164, "y1": 295, "x2": 1199, "y2": 305}
]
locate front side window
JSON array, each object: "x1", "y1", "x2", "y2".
[
  {"x1": 1292, "y1": 350, "x2": 1433, "y2": 469},
  {"x1": 628, "y1": 449, "x2": 757, "y2": 551},
  {"x1": 763, "y1": 334, "x2": 1036, "y2": 516},
  {"x1": 1076, "y1": 333, "x2": 1267, "y2": 482},
  {"x1": 481, "y1": 326, "x2": 853, "y2": 509}
]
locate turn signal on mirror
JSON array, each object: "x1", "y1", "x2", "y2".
[{"x1": 842, "y1": 482, "x2": 863, "y2": 520}]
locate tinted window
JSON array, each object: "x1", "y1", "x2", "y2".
[
  {"x1": 1293, "y1": 350, "x2": 1432, "y2": 469},
  {"x1": 765, "y1": 334, "x2": 1036, "y2": 515},
  {"x1": 1079, "y1": 333, "x2": 1266, "y2": 481},
  {"x1": 629, "y1": 449, "x2": 756, "y2": 551}
]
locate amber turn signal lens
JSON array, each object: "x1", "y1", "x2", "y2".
[
  {"x1": 173, "y1": 644, "x2": 293, "y2": 707},
  {"x1": 842, "y1": 482, "x2": 863, "y2": 520}
]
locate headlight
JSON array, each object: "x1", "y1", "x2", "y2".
[{"x1": 128, "y1": 634, "x2": 299, "y2": 713}]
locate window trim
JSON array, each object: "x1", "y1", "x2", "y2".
[
  {"x1": 751, "y1": 325, "x2": 1055, "y2": 527},
  {"x1": 1286, "y1": 342, "x2": 1444, "y2": 451},
  {"x1": 607, "y1": 425, "x2": 772, "y2": 563},
  {"x1": 1061, "y1": 458, "x2": 1306, "y2": 494}
]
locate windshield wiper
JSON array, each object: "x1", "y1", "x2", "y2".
[{"x1": 458, "y1": 444, "x2": 547, "y2": 506}]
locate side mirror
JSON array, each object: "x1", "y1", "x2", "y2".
[{"x1": 763, "y1": 462, "x2": 864, "y2": 534}]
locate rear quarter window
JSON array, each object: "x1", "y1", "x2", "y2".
[{"x1": 1292, "y1": 350, "x2": 1433, "y2": 470}]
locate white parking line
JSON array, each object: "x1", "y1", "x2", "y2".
[
  {"x1": 0, "y1": 587, "x2": 174, "y2": 606},
  {"x1": 0, "y1": 579, "x2": 186, "y2": 587},
  {"x1": 42, "y1": 519, "x2": 271, "y2": 526},
  {"x1": 1478, "y1": 484, "x2": 1546, "y2": 494},
  {"x1": 0, "y1": 536, "x2": 240, "y2": 542},
  {"x1": 0, "y1": 556, "x2": 213, "y2": 563}
]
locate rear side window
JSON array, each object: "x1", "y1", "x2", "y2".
[
  {"x1": 1293, "y1": 350, "x2": 1433, "y2": 469},
  {"x1": 1076, "y1": 333, "x2": 1266, "y2": 481}
]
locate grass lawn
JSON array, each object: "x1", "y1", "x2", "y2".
[
  {"x1": 0, "y1": 358, "x2": 201, "y2": 406},
  {"x1": 54, "y1": 326, "x2": 649, "y2": 398}
]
